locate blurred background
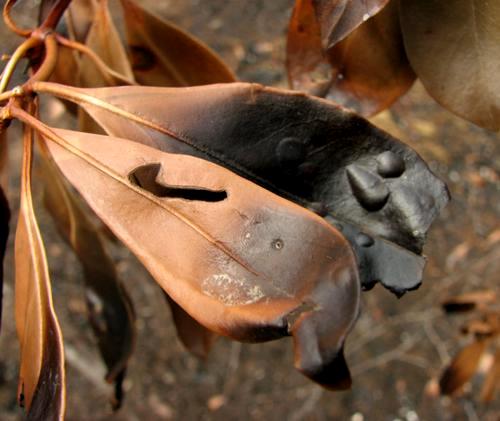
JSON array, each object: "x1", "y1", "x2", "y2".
[{"x1": 0, "y1": 1, "x2": 498, "y2": 419}]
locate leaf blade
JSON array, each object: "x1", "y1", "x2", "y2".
[
  {"x1": 40, "y1": 148, "x2": 135, "y2": 408},
  {"x1": 15, "y1": 125, "x2": 65, "y2": 418},
  {"x1": 40, "y1": 126, "x2": 361, "y2": 389},
  {"x1": 120, "y1": 0, "x2": 236, "y2": 86},
  {"x1": 400, "y1": 0, "x2": 500, "y2": 130}
]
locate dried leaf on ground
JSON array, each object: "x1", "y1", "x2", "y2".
[
  {"x1": 120, "y1": 0, "x2": 235, "y2": 86},
  {"x1": 480, "y1": 350, "x2": 499, "y2": 402},
  {"x1": 440, "y1": 340, "x2": 487, "y2": 395},
  {"x1": 41, "y1": 126, "x2": 360, "y2": 390},
  {"x1": 312, "y1": 0, "x2": 390, "y2": 49},
  {"x1": 15, "y1": 125, "x2": 65, "y2": 419},
  {"x1": 400, "y1": 0, "x2": 500, "y2": 130},
  {"x1": 40, "y1": 148, "x2": 135, "y2": 409},
  {"x1": 287, "y1": 0, "x2": 415, "y2": 115},
  {"x1": 442, "y1": 290, "x2": 497, "y2": 313},
  {"x1": 36, "y1": 81, "x2": 449, "y2": 295}
]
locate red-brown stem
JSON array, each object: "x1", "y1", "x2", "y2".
[
  {"x1": 0, "y1": 36, "x2": 42, "y2": 93},
  {"x1": 29, "y1": 34, "x2": 59, "y2": 84},
  {"x1": 39, "y1": 0, "x2": 73, "y2": 31},
  {"x1": 3, "y1": 0, "x2": 32, "y2": 37}
]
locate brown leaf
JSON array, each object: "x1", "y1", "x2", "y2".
[
  {"x1": 165, "y1": 293, "x2": 216, "y2": 359},
  {"x1": 312, "y1": 0, "x2": 390, "y2": 49},
  {"x1": 287, "y1": 0, "x2": 415, "y2": 115},
  {"x1": 33, "y1": 81, "x2": 448, "y2": 296},
  {"x1": 399, "y1": 0, "x2": 500, "y2": 131},
  {"x1": 0, "y1": 186, "x2": 9, "y2": 332},
  {"x1": 79, "y1": 0, "x2": 134, "y2": 88},
  {"x1": 65, "y1": 0, "x2": 97, "y2": 43},
  {"x1": 442, "y1": 290, "x2": 497, "y2": 313},
  {"x1": 440, "y1": 339, "x2": 487, "y2": 395},
  {"x1": 15, "y1": 125, "x2": 65, "y2": 418},
  {"x1": 39, "y1": 147, "x2": 135, "y2": 409},
  {"x1": 76, "y1": 0, "x2": 135, "y2": 133},
  {"x1": 120, "y1": 0, "x2": 236, "y2": 86},
  {"x1": 40, "y1": 126, "x2": 360, "y2": 390},
  {"x1": 480, "y1": 349, "x2": 499, "y2": 403}
]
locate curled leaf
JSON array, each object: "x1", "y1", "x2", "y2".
[
  {"x1": 34, "y1": 81, "x2": 449, "y2": 295},
  {"x1": 400, "y1": 0, "x2": 500, "y2": 131},
  {"x1": 15, "y1": 125, "x2": 65, "y2": 418},
  {"x1": 120, "y1": 0, "x2": 235, "y2": 86},
  {"x1": 0, "y1": 186, "x2": 9, "y2": 332},
  {"x1": 165, "y1": 293, "x2": 216, "y2": 359},
  {"x1": 440, "y1": 340, "x2": 487, "y2": 395},
  {"x1": 287, "y1": 0, "x2": 415, "y2": 115},
  {"x1": 40, "y1": 149, "x2": 135, "y2": 409},
  {"x1": 41, "y1": 126, "x2": 360, "y2": 390},
  {"x1": 312, "y1": 0, "x2": 390, "y2": 49}
]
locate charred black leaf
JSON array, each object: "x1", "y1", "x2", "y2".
[{"x1": 46, "y1": 82, "x2": 449, "y2": 295}]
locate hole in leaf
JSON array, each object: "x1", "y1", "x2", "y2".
[{"x1": 129, "y1": 163, "x2": 227, "y2": 202}]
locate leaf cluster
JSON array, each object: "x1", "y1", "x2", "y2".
[{"x1": 0, "y1": 0, "x2": 481, "y2": 418}]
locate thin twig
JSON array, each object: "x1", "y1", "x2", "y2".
[
  {"x1": 0, "y1": 36, "x2": 41, "y2": 93},
  {"x1": 3, "y1": 0, "x2": 32, "y2": 37}
]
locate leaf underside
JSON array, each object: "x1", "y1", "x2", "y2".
[
  {"x1": 399, "y1": 0, "x2": 500, "y2": 131},
  {"x1": 15, "y1": 125, "x2": 65, "y2": 419}
]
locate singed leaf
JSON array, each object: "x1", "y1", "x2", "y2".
[
  {"x1": 0, "y1": 128, "x2": 10, "y2": 332},
  {"x1": 39, "y1": 148, "x2": 135, "y2": 409},
  {"x1": 79, "y1": 0, "x2": 134, "y2": 88},
  {"x1": 0, "y1": 186, "x2": 9, "y2": 332},
  {"x1": 480, "y1": 349, "x2": 499, "y2": 403},
  {"x1": 120, "y1": 0, "x2": 236, "y2": 86},
  {"x1": 440, "y1": 340, "x2": 487, "y2": 395},
  {"x1": 34, "y1": 81, "x2": 448, "y2": 295},
  {"x1": 399, "y1": 0, "x2": 500, "y2": 131},
  {"x1": 287, "y1": 0, "x2": 415, "y2": 116},
  {"x1": 15, "y1": 125, "x2": 65, "y2": 418},
  {"x1": 312, "y1": 0, "x2": 390, "y2": 49},
  {"x1": 165, "y1": 293, "x2": 215, "y2": 359},
  {"x1": 40, "y1": 126, "x2": 360, "y2": 390}
]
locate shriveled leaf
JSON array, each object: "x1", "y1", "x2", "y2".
[
  {"x1": 165, "y1": 293, "x2": 216, "y2": 359},
  {"x1": 120, "y1": 0, "x2": 236, "y2": 86},
  {"x1": 312, "y1": 0, "x2": 390, "y2": 49},
  {"x1": 480, "y1": 349, "x2": 499, "y2": 403},
  {"x1": 65, "y1": 0, "x2": 97, "y2": 43},
  {"x1": 287, "y1": 0, "x2": 415, "y2": 116},
  {"x1": 0, "y1": 129, "x2": 10, "y2": 331},
  {"x1": 442, "y1": 290, "x2": 497, "y2": 313},
  {"x1": 399, "y1": 0, "x2": 500, "y2": 131},
  {"x1": 40, "y1": 148, "x2": 135, "y2": 409},
  {"x1": 79, "y1": 0, "x2": 134, "y2": 88},
  {"x1": 0, "y1": 186, "x2": 9, "y2": 332},
  {"x1": 440, "y1": 340, "x2": 487, "y2": 395},
  {"x1": 41, "y1": 126, "x2": 360, "y2": 390},
  {"x1": 36, "y1": 81, "x2": 448, "y2": 295},
  {"x1": 15, "y1": 126, "x2": 65, "y2": 418},
  {"x1": 77, "y1": 0, "x2": 135, "y2": 133}
]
